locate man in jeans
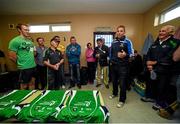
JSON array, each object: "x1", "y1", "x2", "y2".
[{"x1": 66, "y1": 36, "x2": 81, "y2": 89}]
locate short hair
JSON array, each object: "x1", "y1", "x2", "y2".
[
  {"x1": 70, "y1": 36, "x2": 76, "y2": 41},
  {"x1": 87, "y1": 42, "x2": 91, "y2": 47},
  {"x1": 96, "y1": 38, "x2": 102, "y2": 42},
  {"x1": 117, "y1": 25, "x2": 126, "y2": 32},
  {"x1": 36, "y1": 37, "x2": 44, "y2": 42},
  {"x1": 16, "y1": 23, "x2": 28, "y2": 31}
]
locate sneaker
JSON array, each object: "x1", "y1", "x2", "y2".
[
  {"x1": 158, "y1": 108, "x2": 172, "y2": 119},
  {"x1": 117, "y1": 102, "x2": 124, "y2": 108},
  {"x1": 62, "y1": 85, "x2": 66, "y2": 89},
  {"x1": 152, "y1": 104, "x2": 162, "y2": 111},
  {"x1": 140, "y1": 97, "x2": 155, "y2": 103},
  {"x1": 109, "y1": 94, "x2": 117, "y2": 99}
]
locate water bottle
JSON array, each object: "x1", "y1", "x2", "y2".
[{"x1": 150, "y1": 70, "x2": 157, "y2": 80}]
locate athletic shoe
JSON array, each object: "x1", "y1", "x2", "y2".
[
  {"x1": 140, "y1": 97, "x2": 155, "y2": 103},
  {"x1": 109, "y1": 94, "x2": 117, "y2": 99},
  {"x1": 158, "y1": 108, "x2": 172, "y2": 119},
  {"x1": 62, "y1": 85, "x2": 65, "y2": 89},
  {"x1": 117, "y1": 102, "x2": 124, "y2": 108},
  {"x1": 152, "y1": 104, "x2": 162, "y2": 111}
]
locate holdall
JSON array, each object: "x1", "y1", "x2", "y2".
[
  {"x1": 133, "y1": 81, "x2": 146, "y2": 97},
  {"x1": 80, "y1": 66, "x2": 88, "y2": 85}
]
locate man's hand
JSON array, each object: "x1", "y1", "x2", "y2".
[
  {"x1": 117, "y1": 50, "x2": 126, "y2": 58},
  {"x1": 8, "y1": 51, "x2": 17, "y2": 63},
  {"x1": 96, "y1": 54, "x2": 100, "y2": 58},
  {"x1": 147, "y1": 65, "x2": 153, "y2": 71},
  {"x1": 147, "y1": 61, "x2": 157, "y2": 66}
]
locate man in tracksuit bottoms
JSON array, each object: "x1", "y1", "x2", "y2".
[
  {"x1": 109, "y1": 25, "x2": 132, "y2": 108},
  {"x1": 94, "y1": 38, "x2": 109, "y2": 88},
  {"x1": 66, "y1": 36, "x2": 81, "y2": 89},
  {"x1": 43, "y1": 38, "x2": 64, "y2": 90}
]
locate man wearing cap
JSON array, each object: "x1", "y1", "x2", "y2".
[{"x1": 43, "y1": 37, "x2": 64, "y2": 90}]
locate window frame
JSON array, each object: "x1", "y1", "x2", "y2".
[
  {"x1": 29, "y1": 23, "x2": 71, "y2": 33},
  {"x1": 93, "y1": 32, "x2": 115, "y2": 48}
]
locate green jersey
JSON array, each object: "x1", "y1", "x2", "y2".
[
  {"x1": 8, "y1": 35, "x2": 36, "y2": 69},
  {"x1": 0, "y1": 90, "x2": 35, "y2": 119},
  {"x1": 53, "y1": 90, "x2": 109, "y2": 123},
  {"x1": 17, "y1": 90, "x2": 68, "y2": 122}
]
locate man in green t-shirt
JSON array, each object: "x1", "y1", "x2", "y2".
[{"x1": 8, "y1": 23, "x2": 36, "y2": 90}]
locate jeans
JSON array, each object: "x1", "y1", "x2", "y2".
[{"x1": 69, "y1": 63, "x2": 80, "y2": 86}]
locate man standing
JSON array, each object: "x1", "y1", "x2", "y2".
[
  {"x1": 8, "y1": 23, "x2": 36, "y2": 90},
  {"x1": 66, "y1": 36, "x2": 81, "y2": 89},
  {"x1": 35, "y1": 37, "x2": 48, "y2": 89},
  {"x1": 53, "y1": 36, "x2": 66, "y2": 89},
  {"x1": 43, "y1": 38, "x2": 64, "y2": 90},
  {"x1": 146, "y1": 25, "x2": 179, "y2": 110},
  {"x1": 109, "y1": 25, "x2": 133, "y2": 108},
  {"x1": 94, "y1": 38, "x2": 109, "y2": 88}
]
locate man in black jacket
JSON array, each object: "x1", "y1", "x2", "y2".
[
  {"x1": 94, "y1": 38, "x2": 109, "y2": 88},
  {"x1": 146, "y1": 25, "x2": 179, "y2": 110}
]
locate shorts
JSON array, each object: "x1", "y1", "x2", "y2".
[{"x1": 19, "y1": 67, "x2": 37, "y2": 84}]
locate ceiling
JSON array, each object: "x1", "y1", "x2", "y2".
[{"x1": 0, "y1": 0, "x2": 162, "y2": 15}]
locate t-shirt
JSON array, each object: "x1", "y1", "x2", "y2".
[
  {"x1": 17, "y1": 90, "x2": 68, "y2": 122},
  {"x1": 53, "y1": 90, "x2": 109, "y2": 123},
  {"x1": 8, "y1": 36, "x2": 36, "y2": 69},
  {"x1": 35, "y1": 46, "x2": 48, "y2": 66},
  {"x1": 43, "y1": 48, "x2": 63, "y2": 65},
  {"x1": 0, "y1": 90, "x2": 36, "y2": 119}
]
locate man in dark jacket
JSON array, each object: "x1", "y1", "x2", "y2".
[
  {"x1": 109, "y1": 25, "x2": 132, "y2": 108},
  {"x1": 146, "y1": 25, "x2": 179, "y2": 110},
  {"x1": 94, "y1": 38, "x2": 109, "y2": 88}
]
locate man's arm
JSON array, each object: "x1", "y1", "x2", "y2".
[{"x1": 8, "y1": 50, "x2": 17, "y2": 63}]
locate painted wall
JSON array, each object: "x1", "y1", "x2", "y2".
[
  {"x1": 0, "y1": 0, "x2": 179, "y2": 71},
  {"x1": 0, "y1": 14, "x2": 143, "y2": 71},
  {"x1": 143, "y1": 0, "x2": 180, "y2": 40}
]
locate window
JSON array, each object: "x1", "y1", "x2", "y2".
[
  {"x1": 94, "y1": 32, "x2": 115, "y2": 48},
  {"x1": 160, "y1": 5, "x2": 180, "y2": 24},
  {"x1": 154, "y1": 3, "x2": 180, "y2": 26},
  {"x1": 29, "y1": 23, "x2": 71, "y2": 33},
  {"x1": 29, "y1": 25, "x2": 49, "y2": 33},
  {"x1": 51, "y1": 24, "x2": 71, "y2": 32}
]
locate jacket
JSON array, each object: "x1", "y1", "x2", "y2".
[
  {"x1": 94, "y1": 45, "x2": 109, "y2": 66},
  {"x1": 66, "y1": 43, "x2": 81, "y2": 64}
]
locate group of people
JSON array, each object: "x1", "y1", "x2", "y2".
[
  {"x1": 8, "y1": 23, "x2": 82, "y2": 90},
  {"x1": 8, "y1": 23, "x2": 180, "y2": 119}
]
